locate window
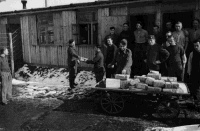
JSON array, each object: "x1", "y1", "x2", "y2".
[
  {"x1": 73, "y1": 23, "x2": 98, "y2": 45},
  {"x1": 76, "y1": 11, "x2": 98, "y2": 45},
  {"x1": 37, "y1": 13, "x2": 54, "y2": 45}
]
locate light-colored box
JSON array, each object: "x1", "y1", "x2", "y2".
[
  {"x1": 106, "y1": 78, "x2": 121, "y2": 89},
  {"x1": 115, "y1": 74, "x2": 130, "y2": 80}
]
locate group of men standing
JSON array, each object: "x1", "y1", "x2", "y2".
[{"x1": 67, "y1": 19, "x2": 200, "y2": 101}]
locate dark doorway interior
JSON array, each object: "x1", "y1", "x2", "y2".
[
  {"x1": 162, "y1": 11, "x2": 194, "y2": 31},
  {"x1": 7, "y1": 16, "x2": 24, "y2": 72},
  {"x1": 130, "y1": 14, "x2": 155, "y2": 34}
]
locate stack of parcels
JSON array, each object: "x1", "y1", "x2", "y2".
[
  {"x1": 105, "y1": 72, "x2": 189, "y2": 94},
  {"x1": 105, "y1": 74, "x2": 130, "y2": 89},
  {"x1": 129, "y1": 71, "x2": 187, "y2": 94}
]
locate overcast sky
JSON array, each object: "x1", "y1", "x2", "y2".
[{"x1": 0, "y1": 0, "x2": 96, "y2": 12}]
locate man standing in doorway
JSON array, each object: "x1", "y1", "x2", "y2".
[
  {"x1": 172, "y1": 21, "x2": 189, "y2": 51},
  {"x1": 104, "y1": 27, "x2": 119, "y2": 47},
  {"x1": 67, "y1": 39, "x2": 81, "y2": 91},
  {"x1": 133, "y1": 21, "x2": 148, "y2": 76},
  {"x1": 188, "y1": 19, "x2": 200, "y2": 57},
  {"x1": 153, "y1": 25, "x2": 163, "y2": 45},
  {"x1": 118, "y1": 23, "x2": 133, "y2": 48}
]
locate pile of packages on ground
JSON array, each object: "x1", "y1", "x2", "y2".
[{"x1": 106, "y1": 71, "x2": 188, "y2": 94}]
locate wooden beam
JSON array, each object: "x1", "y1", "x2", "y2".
[{"x1": 9, "y1": 33, "x2": 14, "y2": 77}]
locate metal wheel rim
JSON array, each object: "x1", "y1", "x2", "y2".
[
  {"x1": 156, "y1": 101, "x2": 180, "y2": 119},
  {"x1": 101, "y1": 93, "x2": 124, "y2": 114}
]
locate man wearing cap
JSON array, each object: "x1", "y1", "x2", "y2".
[
  {"x1": 86, "y1": 44, "x2": 105, "y2": 87},
  {"x1": 67, "y1": 39, "x2": 81, "y2": 91},
  {"x1": 145, "y1": 35, "x2": 169, "y2": 72},
  {"x1": 108, "y1": 39, "x2": 132, "y2": 75}
]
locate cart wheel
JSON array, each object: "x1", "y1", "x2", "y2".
[
  {"x1": 101, "y1": 93, "x2": 124, "y2": 115},
  {"x1": 156, "y1": 100, "x2": 180, "y2": 119}
]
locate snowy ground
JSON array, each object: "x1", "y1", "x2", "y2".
[{"x1": 13, "y1": 64, "x2": 96, "y2": 100}]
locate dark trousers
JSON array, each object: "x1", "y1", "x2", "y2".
[
  {"x1": 69, "y1": 61, "x2": 77, "y2": 89},
  {"x1": 133, "y1": 43, "x2": 148, "y2": 76},
  {"x1": 190, "y1": 75, "x2": 200, "y2": 100},
  {"x1": 160, "y1": 62, "x2": 168, "y2": 76},
  {"x1": 105, "y1": 66, "x2": 116, "y2": 78},
  {"x1": 1, "y1": 72, "x2": 12, "y2": 104},
  {"x1": 94, "y1": 67, "x2": 105, "y2": 88},
  {"x1": 168, "y1": 62, "x2": 183, "y2": 81}
]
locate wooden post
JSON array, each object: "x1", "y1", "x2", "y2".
[
  {"x1": 9, "y1": 33, "x2": 14, "y2": 77},
  {"x1": 155, "y1": 3, "x2": 162, "y2": 30}
]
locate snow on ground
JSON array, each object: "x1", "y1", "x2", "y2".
[{"x1": 13, "y1": 64, "x2": 96, "y2": 100}]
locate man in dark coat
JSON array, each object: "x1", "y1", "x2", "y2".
[
  {"x1": 105, "y1": 36, "x2": 117, "y2": 78},
  {"x1": 67, "y1": 39, "x2": 81, "y2": 91},
  {"x1": 109, "y1": 39, "x2": 132, "y2": 75},
  {"x1": 166, "y1": 35, "x2": 187, "y2": 81},
  {"x1": 145, "y1": 35, "x2": 169, "y2": 72},
  {"x1": 118, "y1": 23, "x2": 133, "y2": 48},
  {"x1": 104, "y1": 27, "x2": 119, "y2": 47},
  {"x1": 187, "y1": 40, "x2": 200, "y2": 101},
  {"x1": 86, "y1": 44, "x2": 105, "y2": 87}
]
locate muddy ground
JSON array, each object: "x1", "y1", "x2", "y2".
[{"x1": 0, "y1": 85, "x2": 198, "y2": 131}]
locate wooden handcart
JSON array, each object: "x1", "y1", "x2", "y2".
[{"x1": 91, "y1": 82, "x2": 190, "y2": 119}]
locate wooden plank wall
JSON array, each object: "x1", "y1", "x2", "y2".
[
  {"x1": 98, "y1": 7, "x2": 127, "y2": 44},
  {"x1": 20, "y1": 11, "x2": 94, "y2": 68},
  {"x1": 0, "y1": 17, "x2": 7, "y2": 24},
  {"x1": 77, "y1": 45, "x2": 94, "y2": 68}
]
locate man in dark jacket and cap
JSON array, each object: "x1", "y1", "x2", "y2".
[
  {"x1": 67, "y1": 39, "x2": 81, "y2": 91},
  {"x1": 109, "y1": 39, "x2": 132, "y2": 75},
  {"x1": 144, "y1": 35, "x2": 169, "y2": 72},
  {"x1": 86, "y1": 44, "x2": 105, "y2": 87}
]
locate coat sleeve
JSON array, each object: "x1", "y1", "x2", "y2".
[
  {"x1": 86, "y1": 53, "x2": 101, "y2": 64},
  {"x1": 123, "y1": 49, "x2": 132, "y2": 70},
  {"x1": 69, "y1": 48, "x2": 80, "y2": 59},
  {"x1": 110, "y1": 45, "x2": 118, "y2": 65},
  {"x1": 110, "y1": 49, "x2": 119, "y2": 65},
  {"x1": 159, "y1": 47, "x2": 170, "y2": 63},
  {"x1": 187, "y1": 52, "x2": 193, "y2": 76}
]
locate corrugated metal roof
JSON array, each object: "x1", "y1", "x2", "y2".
[{"x1": 0, "y1": 0, "x2": 156, "y2": 16}]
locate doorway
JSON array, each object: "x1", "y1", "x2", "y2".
[
  {"x1": 162, "y1": 11, "x2": 194, "y2": 31},
  {"x1": 130, "y1": 14, "x2": 155, "y2": 34}
]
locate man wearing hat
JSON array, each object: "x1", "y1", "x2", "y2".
[
  {"x1": 145, "y1": 35, "x2": 169, "y2": 72},
  {"x1": 108, "y1": 39, "x2": 132, "y2": 75},
  {"x1": 86, "y1": 44, "x2": 105, "y2": 87},
  {"x1": 67, "y1": 39, "x2": 81, "y2": 91}
]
